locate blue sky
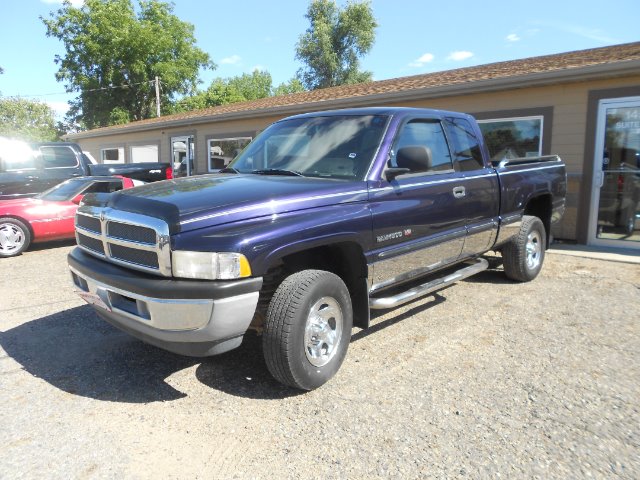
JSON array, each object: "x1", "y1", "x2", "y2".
[{"x1": 2, "y1": 0, "x2": 639, "y2": 119}]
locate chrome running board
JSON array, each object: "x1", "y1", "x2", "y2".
[{"x1": 369, "y1": 258, "x2": 489, "y2": 310}]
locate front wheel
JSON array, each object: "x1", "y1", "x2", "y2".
[
  {"x1": 262, "y1": 270, "x2": 353, "y2": 390},
  {"x1": 502, "y1": 215, "x2": 546, "y2": 282},
  {"x1": 0, "y1": 218, "x2": 31, "y2": 258}
]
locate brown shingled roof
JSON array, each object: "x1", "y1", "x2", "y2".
[{"x1": 71, "y1": 41, "x2": 640, "y2": 136}]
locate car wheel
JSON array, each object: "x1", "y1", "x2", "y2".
[
  {"x1": 263, "y1": 270, "x2": 353, "y2": 391},
  {"x1": 624, "y1": 211, "x2": 636, "y2": 236},
  {"x1": 502, "y1": 215, "x2": 546, "y2": 282},
  {"x1": 0, "y1": 218, "x2": 31, "y2": 258}
]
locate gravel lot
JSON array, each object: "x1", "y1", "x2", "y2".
[{"x1": 1, "y1": 242, "x2": 638, "y2": 479}]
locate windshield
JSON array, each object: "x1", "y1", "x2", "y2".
[
  {"x1": 229, "y1": 114, "x2": 389, "y2": 180},
  {"x1": 38, "y1": 178, "x2": 91, "y2": 201},
  {"x1": 38, "y1": 178, "x2": 124, "y2": 201}
]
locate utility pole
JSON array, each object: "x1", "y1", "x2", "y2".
[{"x1": 155, "y1": 76, "x2": 161, "y2": 117}]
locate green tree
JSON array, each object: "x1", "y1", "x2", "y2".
[
  {"x1": 228, "y1": 70, "x2": 273, "y2": 101},
  {"x1": 295, "y1": 0, "x2": 377, "y2": 90},
  {"x1": 273, "y1": 77, "x2": 306, "y2": 96},
  {"x1": 173, "y1": 70, "x2": 278, "y2": 112},
  {"x1": 0, "y1": 97, "x2": 59, "y2": 141},
  {"x1": 42, "y1": 0, "x2": 213, "y2": 129}
]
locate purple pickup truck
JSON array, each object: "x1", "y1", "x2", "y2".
[{"x1": 68, "y1": 107, "x2": 566, "y2": 390}]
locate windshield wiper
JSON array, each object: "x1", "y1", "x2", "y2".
[
  {"x1": 251, "y1": 168, "x2": 305, "y2": 177},
  {"x1": 219, "y1": 166, "x2": 240, "y2": 174}
]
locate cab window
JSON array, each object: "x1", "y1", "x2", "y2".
[
  {"x1": 39, "y1": 146, "x2": 79, "y2": 169},
  {"x1": 390, "y1": 119, "x2": 453, "y2": 173}
]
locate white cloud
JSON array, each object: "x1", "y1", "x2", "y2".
[
  {"x1": 220, "y1": 55, "x2": 242, "y2": 65},
  {"x1": 506, "y1": 33, "x2": 520, "y2": 42},
  {"x1": 447, "y1": 51, "x2": 473, "y2": 61},
  {"x1": 408, "y1": 53, "x2": 435, "y2": 68},
  {"x1": 41, "y1": 0, "x2": 84, "y2": 7}
]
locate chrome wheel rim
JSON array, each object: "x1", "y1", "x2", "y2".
[
  {"x1": 0, "y1": 223, "x2": 25, "y2": 255},
  {"x1": 304, "y1": 296, "x2": 343, "y2": 367},
  {"x1": 525, "y1": 231, "x2": 542, "y2": 270}
]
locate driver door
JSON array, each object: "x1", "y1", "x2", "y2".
[{"x1": 369, "y1": 117, "x2": 468, "y2": 293}]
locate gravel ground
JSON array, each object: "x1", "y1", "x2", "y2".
[{"x1": 0, "y1": 242, "x2": 638, "y2": 479}]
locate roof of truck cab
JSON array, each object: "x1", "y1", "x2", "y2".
[{"x1": 280, "y1": 106, "x2": 466, "y2": 120}]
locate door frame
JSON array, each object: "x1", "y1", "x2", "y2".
[{"x1": 587, "y1": 95, "x2": 640, "y2": 249}]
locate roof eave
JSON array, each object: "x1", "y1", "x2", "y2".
[{"x1": 66, "y1": 59, "x2": 640, "y2": 140}]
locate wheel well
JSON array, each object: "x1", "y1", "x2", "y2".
[
  {"x1": 0, "y1": 216, "x2": 33, "y2": 237},
  {"x1": 524, "y1": 195, "x2": 552, "y2": 247},
  {"x1": 253, "y1": 242, "x2": 370, "y2": 331}
]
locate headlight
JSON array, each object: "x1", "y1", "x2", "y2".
[{"x1": 172, "y1": 251, "x2": 252, "y2": 280}]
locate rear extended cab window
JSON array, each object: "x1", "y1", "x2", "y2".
[{"x1": 444, "y1": 117, "x2": 485, "y2": 171}]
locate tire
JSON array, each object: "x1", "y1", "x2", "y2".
[
  {"x1": 623, "y1": 209, "x2": 636, "y2": 236},
  {"x1": 0, "y1": 218, "x2": 31, "y2": 258},
  {"x1": 263, "y1": 270, "x2": 353, "y2": 391},
  {"x1": 502, "y1": 215, "x2": 546, "y2": 282}
]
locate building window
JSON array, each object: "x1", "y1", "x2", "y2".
[
  {"x1": 101, "y1": 147, "x2": 124, "y2": 163},
  {"x1": 208, "y1": 137, "x2": 252, "y2": 172},
  {"x1": 477, "y1": 116, "x2": 543, "y2": 161},
  {"x1": 130, "y1": 144, "x2": 159, "y2": 163}
]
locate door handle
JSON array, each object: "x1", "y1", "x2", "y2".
[{"x1": 452, "y1": 186, "x2": 466, "y2": 198}]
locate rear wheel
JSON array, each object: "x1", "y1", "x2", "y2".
[
  {"x1": 0, "y1": 218, "x2": 31, "y2": 257},
  {"x1": 262, "y1": 270, "x2": 353, "y2": 390},
  {"x1": 502, "y1": 215, "x2": 546, "y2": 282}
]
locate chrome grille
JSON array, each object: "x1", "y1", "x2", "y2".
[
  {"x1": 107, "y1": 222, "x2": 156, "y2": 244},
  {"x1": 109, "y1": 244, "x2": 160, "y2": 269},
  {"x1": 76, "y1": 215, "x2": 101, "y2": 233},
  {"x1": 77, "y1": 232, "x2": 105, "y2": 255},
  {"x1": 75, "y1": 207, "x2": 172, "y2": 276}
]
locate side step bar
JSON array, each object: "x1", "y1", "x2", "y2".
[{"x1": 369, "y1": 258, "x2": 489, "y2": 310}]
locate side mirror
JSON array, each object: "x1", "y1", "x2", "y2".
[
  {"x1": 396, "y1": 145, "x2": 432, "y2": 171},
  {"x1": 385, "y1": 167, "x2": 410, "y2": 181},
  {"x1": 71, "y1": 194, "x2": 84, "y2": 205}
]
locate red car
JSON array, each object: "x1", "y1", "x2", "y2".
[{"x1": 0, "y1": 176, "x2": 135, "y2": 257}]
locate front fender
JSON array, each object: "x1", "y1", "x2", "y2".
[{"x1": 171, "y1": 203, "x2": 374, "y2": 276}]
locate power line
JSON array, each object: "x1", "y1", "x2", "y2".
[{"x1": 7, "y1": 79, "x2": 159, "y2": 98}]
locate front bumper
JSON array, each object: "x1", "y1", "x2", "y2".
[{"x1": 68, "y1": 248, "x2": 262, "y2": 356}]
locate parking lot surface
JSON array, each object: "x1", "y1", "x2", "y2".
[{"x1": 1, "y1": 243, "x2": 639, "y2": 479}]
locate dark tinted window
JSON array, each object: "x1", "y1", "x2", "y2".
[
  {"x1": 444, "y1": 117, "x2": 485, "y2": 171},
  {"x1": 391, "y1": 120, "x2": 453, "y2": 173},
  {"x1": 40, "y1": 146, "x2": 79, "y2": 168}
]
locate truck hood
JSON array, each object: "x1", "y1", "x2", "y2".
[{"x1": 104, "y1": 174, "x2": 369, "y2": 233}]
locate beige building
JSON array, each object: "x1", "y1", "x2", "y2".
[{"x1": 67, "y1": 42, "x2": 640, "y2": 250}]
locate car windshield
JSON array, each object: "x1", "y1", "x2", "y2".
[
  {"x1": 228, "y1": 114, "x2": 389, "y2": 180},
  {"x1": 38, "y1": 178, "x2": 124, "y2": 201},
  {"x1": 37, "y1": 178, "x2": 92, "y2": 201}
]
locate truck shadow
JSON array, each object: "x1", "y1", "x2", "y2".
[
  {"x1": 0, "y1": 305, "x2": 300, "y2": 402},
  {"x1": 0, "y1": 267, "x2": 512, "y2": 402},
  {"x1": 194, "y1": 335, "x2": 303, "y2": 399},
  {"x1": 352, "y1": 292, "x2": 448, "y2": 342}
]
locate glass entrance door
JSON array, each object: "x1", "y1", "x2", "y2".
[
  {"x1": 171, "y1": 135, "x2": 194, "y2": 177},
  {"x1": 589, "y1": 98, "x2": 640, "y2": 247}
]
